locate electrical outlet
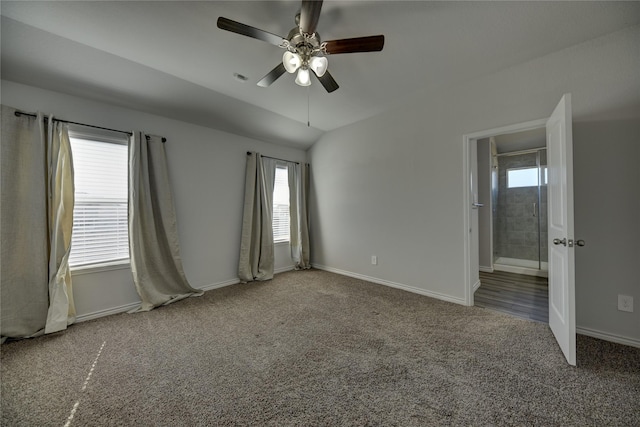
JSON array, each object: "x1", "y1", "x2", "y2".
[
  {"x1": 618, "y1": 295, "x2": 634, "y2": 312},
  {"x1": 371, "y1": 255, "x2": 377, "y2": 265}
]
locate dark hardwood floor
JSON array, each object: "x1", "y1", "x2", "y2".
[{"x1": 475, "y1": 270, "x2": 549, "y2": 323}]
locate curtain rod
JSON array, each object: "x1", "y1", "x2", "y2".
[
  {"x1": 15, "y1": 110, "x2": 134, "y2": 137},
  {"x1": 247, "y1": 151, "x2": 299, "y2": 165},
  {"x1": 14, "y1": 110, "x2": 168, "y2": 143}
]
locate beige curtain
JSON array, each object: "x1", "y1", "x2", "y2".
[
  {"x1": 288, "y1": 164, "x2": 301, "y2": 264},
  {"x1": 45, "y1": 118, "x2": 76, "y2": 333},
  {"x1": 1, "y1": 106, "x2": 75, "y2": 341},
  {"x1": 238, "y1": 152, "x2": 275, "y2": 282},
  {"x1": 128, "y1": 132, "x2": 202, "y2": 312},
  {"x1": 298, "y1": 163, "x2": 311, "y2": 269},
  {"x1": 288, "y1": 163, "x2": 311, "y2": 269}
]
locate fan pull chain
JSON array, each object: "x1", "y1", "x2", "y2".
[{"x1": 307, "y1": 86, "x2": 310, "y2": 127}]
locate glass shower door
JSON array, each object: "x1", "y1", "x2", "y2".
[{"x1": 493, "y1": 149, "x2": 547, "y2": 272}]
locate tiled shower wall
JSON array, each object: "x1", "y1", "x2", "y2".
[{"x1": 494, "y1": 152, "x2": 547, "y2": 263}]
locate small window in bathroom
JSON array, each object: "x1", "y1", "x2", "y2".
[{"x1": 507, "y1": 167, "x2": 547, "y2": 188}]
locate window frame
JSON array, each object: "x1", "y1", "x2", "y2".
[{"x1": 67, "y1": 127, "x2": 130, "y2": 272}]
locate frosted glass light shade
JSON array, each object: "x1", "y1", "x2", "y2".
[
  {"x1": 295, "y1": 68, "x2": 311, "y2": 86},
  {"x1": 309, "y1": 56, "x2": 328, "y2": 77},
  {"x1": 283, "y1": 51, "x2": 302, "y2": 73}
]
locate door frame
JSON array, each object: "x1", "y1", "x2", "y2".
[{"x1": 462, "y1": 118, "x2": 547, "y2": 306}]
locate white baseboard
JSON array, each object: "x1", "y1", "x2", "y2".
[
  {"x1": 198, "y1": 278, "x2": 240, "y2": 292},
  {"x1": 274, "y1": 265, "x2": 295, "y2": 274},
  {"x1": 577, "y1": 326, "x2": 640, "y2": 349},
  {"x1": 473, "y1": 279, "x2": 481, "y2": 293},
  {"x1": 75, "y1": 302, "x2": 141, "y2": 323},
  {"x1": 493, "y1": 263, "x2": 548, "y2": 278},
  {"x1": 200, "y1": 267, "x2": 294, "y2": 292},
  {"x1": 479, "y1": 266, "x2": 494, "y2": 273},
  {"x1": 312, "y1": 264, "x2": 466, "y2": 306},
  {"x1": 75, "y1": 268, "x2": 640, "y2": 350},
  {"x1": 312, "y1": 265, "x2": 640, "y2": 349},
  {"x1": 75, "y1": 269, "x2": 300, "y2": 323},
  {"x1": 76, "y1": 277, "x2": 241, "y2": 323}
]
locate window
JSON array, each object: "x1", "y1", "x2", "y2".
[
  {"x1": 507, "y1": 166, "x2": 547, "y2": 188},
  {"x1": 272, "y1": 166, "x2": 290, "y2": 242},
  {"x1": 68, "y1": 131, "x2": 129, "y2": 268}
]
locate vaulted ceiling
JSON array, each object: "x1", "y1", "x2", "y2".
[{"x1": 2, "y1": 1, "x2": 639, "y2": 148}]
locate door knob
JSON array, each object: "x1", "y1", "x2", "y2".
[
  {"x1": 553, "y1": 238, "x2": 567, "y2": 246},
  {"x1": 576, "y1": 240, "x2": 586, "y2": 247}
]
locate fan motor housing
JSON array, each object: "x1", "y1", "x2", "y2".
[{"x1": 287, "y1": 27, "x2": 321, "y2": 52}]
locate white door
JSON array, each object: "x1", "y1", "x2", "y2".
[{"x1": 546, "y1": 94, "x2": 576, "y2": 366}]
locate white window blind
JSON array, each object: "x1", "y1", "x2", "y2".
[
  {"x1": 68, "y1": 134, "x2": 129, "y2": 267},
  {"x1": 272, "y1": 166, "x2": 290, "y2": 242}
]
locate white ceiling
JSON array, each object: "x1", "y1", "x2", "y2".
[{"x1": 2, "y1": 1, "x2": 639, "y2": 149}]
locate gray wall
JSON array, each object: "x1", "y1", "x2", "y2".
[
  {"x1": 573, "y1": 119, "x2": 640, "y2": 343},
  {"x1": 1, "y1": 80, "x2": 308, "y2": 320},
  {"x1": 309, "y1": 26, "x2": 640, "y2": 344}
]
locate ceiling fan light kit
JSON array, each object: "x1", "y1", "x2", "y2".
[
  {"x1": 295, "y1": 67, "x2": 311, "y2": 86},
  {"x1": 283, "y1": 49, "x2": 328, "y2": 85},
  {"x1": 309, "y1": 56, "x2": 328, "y2": 78},
  {"x1": 283, "y1": 51, "x2": 302, "y2": 73},
  {"x1": 217, "y1": 0, "x2": 385, "y2": 93}
]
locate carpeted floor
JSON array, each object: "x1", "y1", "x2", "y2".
[{"x1": 2, "y1": 269, "x2": 639, "y2": 426}]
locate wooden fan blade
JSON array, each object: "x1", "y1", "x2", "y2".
[
  {"x1": 323, "y1": 35, "x2": 385, "y2": 55},
  {"x1": 317, "y1": 71, "x2": 339, "y2": 93},
  {"x1": 257, "y1": 63, "x2": 287, "y2": 87},
  {"x1": 300, "y1": 0, "x2": 323, "y2": 35},
  {"x1": 217, "y1": 17, "x2": 284, "y2": 46}
]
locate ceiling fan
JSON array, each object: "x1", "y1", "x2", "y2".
[{"x1": 217, "y1": 0, "x2": 384, "y2": 93}]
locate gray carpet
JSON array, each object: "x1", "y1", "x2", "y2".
[{"x1": 2, "y1": 269, "x2": 639, "y2": 426}]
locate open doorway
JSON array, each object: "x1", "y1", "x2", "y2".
[
  {"x1": 463, "y1": 117, "x2": 548, "y2": 307},
  {"x1": 473, "y1": 129, "x2": 549, "y2": 323},
  {"x1": 482, "y1": 130, "x2": 548, "y2": 277},
  {"x1": 463, "y1": 94, "x2": 577, "y2": 365}
]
